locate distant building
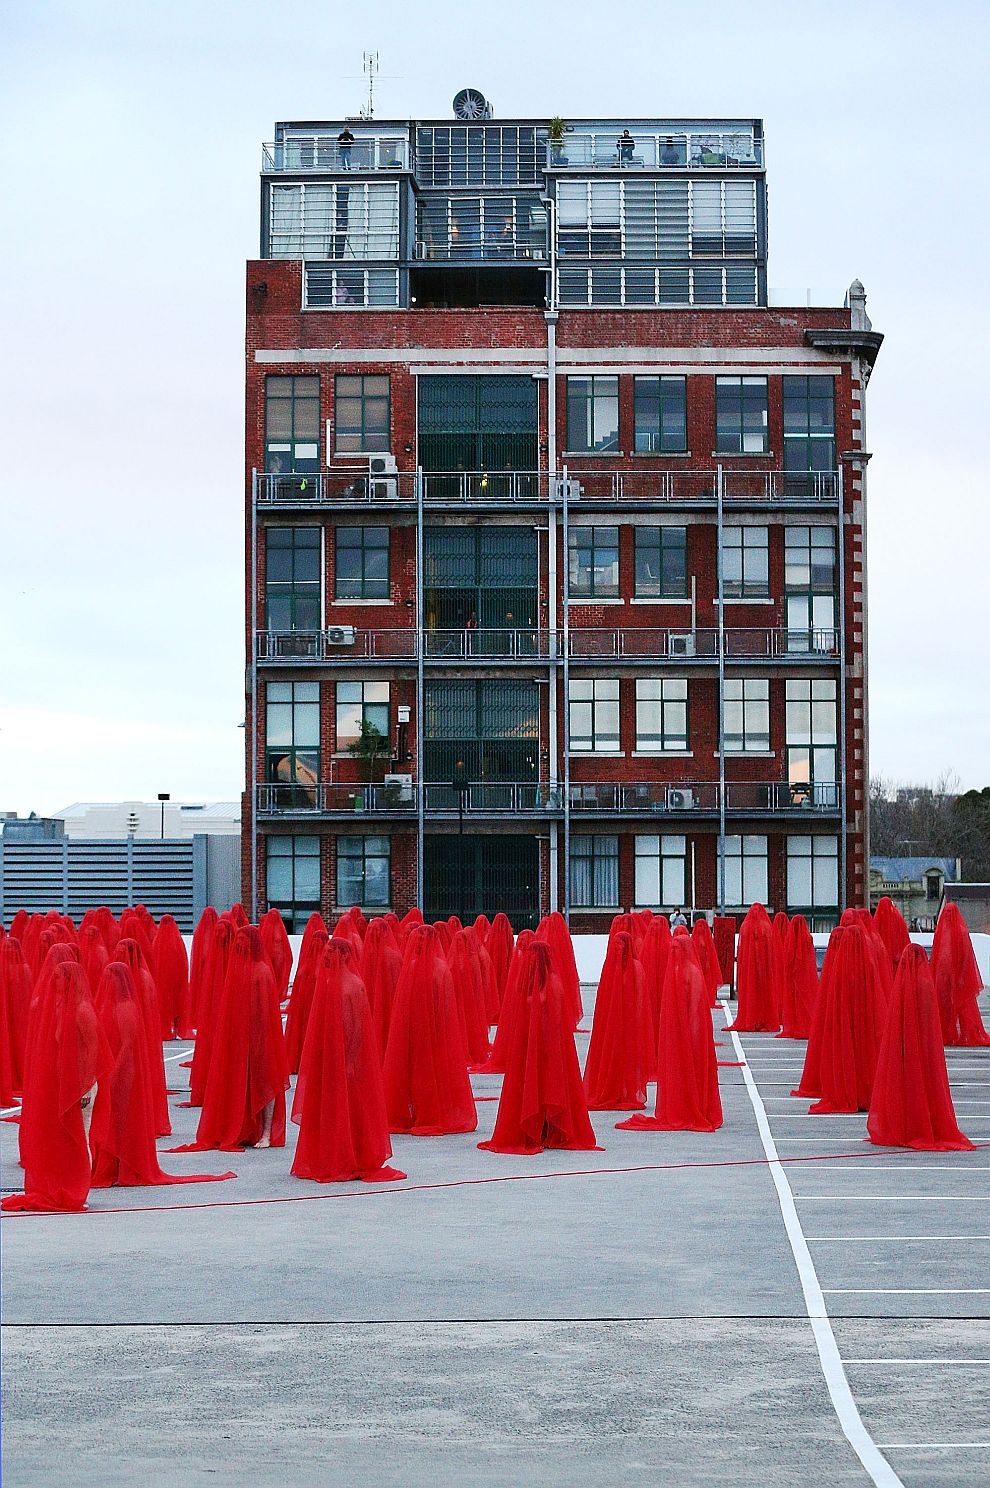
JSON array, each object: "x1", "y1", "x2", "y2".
[
  {"x1": 53, "y1": 801, "x2": 240, "y2": 840},
  {"x1": 869, "y1": 855, "x2": 961, "y2": 930},
  {"x1": 0, "y1": 814, "x2": 66, "y2": 842},
  {"x1": 942, "y1": 883, "x2": 990, "y2": 936}
]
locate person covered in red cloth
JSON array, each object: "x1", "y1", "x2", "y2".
[
  {"x1": 930, "y1": 901, "x2": 989, "y2": 1047},
  {"x1": 480, "y1": 942, "x2": 599, "y2": 1155},
  {"x1": 728, "y1": 903, "x2": 781, "y2": 1032},
  {"x1": 184, "y1": 917, "x2": 236, "y2": 1107},
  {"x1": 169, "y1": 925, "x2": 289, "y2": 1152},
  {"x1": 155, "y1": 914, "x2": 190, "y2": 1040},
  {"x1": 867, "y1": 945, "x2": 974, "y2": 1152},
  {"x1": 536, "y1": 911, "x2": 583, "y2": 1030},
  {"x1": 618, "y1": 935, "x2": 722, "y2": 1133},
  {"x1": 3, "y1": 961, "x2": 112, "y2": 1212},
  {"x1": 447, "y1": 926, "x2": 493, "y2": 1068},
  {"x1": 779, "y1": 914, "x2": 818, "y2": 1039},
  {"x1": 188, "y1": 905, "x2": 217, "y2": 1028},
  {"x1": 291, "y1": 941, "x2": 405, "y2": 1184},
  {"x1": 78, "y1": 923, "x2": 110, "y2": 998},
  {"x1": 474, "y1": 929, "x2": 535, "y2": 1074},
  {"x1": 583, "y1": 930, "x2": 651, "y2": 1111},
  {"x1": 360, "y1": 916, "x2": 403, "y2": 1056},
  {"x1": 485, "y1": 911, "x2": 515, "y2": 1020},
  {"x1": 691, "y1": 917, "x2": 722, "y2": 1008},
  {"x1": 639, "y1": 913, "x2": 672, "y2": 1075},
  {"x1": 1, "y1": 935, "x2": 32, "y2": 1100},
  {"x1": 260, "y1": 907, "x2": 293, "y2": 1004},
  {"x1": 873, "y1": 895, "x2": 911, "y2": 973},
  {"x1": 284, "y1": 915, "x2": 330, "y2": 1073},
  {"x1": 111, "y1": 938, "x2": 171, "y2": 1136},
  {"x1": 383, "y1": 924, "x2": 476, "y2": 1136},
  {"x1": 792, "y1": 923, "x2": 886, "y2": 1113},
  {"x1": 91, "y1": 962, "x2": 235, "y2": 1188}
]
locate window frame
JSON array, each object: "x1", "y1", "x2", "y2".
[
  {"x1": 634, "y1": 525, "x2": 688, "y2": 599},
  {"x1": 335, "y1": 680, "x2": 391, "y2": 751},
  {"x1": 633, "y1": 375, "x2": 688, "y2": 453},
  {"x1": 715, "y1": 375, "x2": 768, "y2": 455},
  {"x1": 568, "y1": 677, "x2": 620, "y2": 752},
  {"x1": 566, "y1": 376, "x2": 620, "y2": 454},
  {"x1": 265, "y1": 681, "x2": 321, "y2": 805},
  {"x1": 568, "y1": 525, "x2": 620, "y2": 598},
  {"x1": 334, "y1": 374, "x2": 391, "y2": 453},
  {"x1": 723, "y1": 678, "x2": 771, "y2": 753},
  {"x1": 569, "y1": 834, "x2": 620, "y2": 909},
  {"x1": 336, "y1": 834, "x2": 391, "y2": 908},
  {"x1": 786, "y1": 834, "x2": 839, "y2": 912},
  {"x1": 635, "y1": 677, "x2": 689, "y2": 752},
  {"x1": 722, "y1": 525, "x2": 769, "y2": 599},
  {"x1": 722, "y1": 834, "x2": 768, "y2": 907},
  {"x1": 265, "y1": 835, "x2": 321, "y2": 929},
  {"x1": 264, "y1": 526, "x2": 322, "y2": 633},
  {"x1": 334, "y1": 525, "x2": 390, "y2": 601},
  {"x1": 634, "y1": 834, "x2": 687, "y2": 909},
  {"x1": 264, "y1": 374, "x2": 321, "y2": 474}
]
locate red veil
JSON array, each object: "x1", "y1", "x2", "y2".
[
  {"x1": 779, "y1": 914, "x2": 818, "y2": 1039},
  {"x1": 619, "y1": 936, "x2": 722, "y2": 1133},
  {"x1": 583, "y1": 931, "x2": 651, "y2": 1110},
  {"x1": 1, "y1": 936, "x2": 31, "y2": 1099},
  {"x1": 729, "y1": 905, "x2": 781, "y2": 1032},
  {"x1": 91, "y1": 963, "x2": 234, "y2": 1187},
  {"x1": 868, "y1": 945, "x2": 974, "y2": 1152},
  {"x1": 111, "y1": 939, "x2": 170, "y2": 1136},
  {"x1": 155, "y1": 914, "x2": 191, "y2": 1040},
  {"x1": 185, "y1": 918, "x2": 236, "y2": 1107},
  {"x1": 284, "y1": 916, "x2": 330, "y2": 1073},
  {"x1": 188, "y1": 906, "x2": 217, "y2": 1028},
  {"x1": 873, "y1": 896, "x2": 910, "y2": 972},
  {"x1": 792, "y1": 924, "x2": 886, "y2": 1113},
  {"x1": 360, "y1": 917, "x2": 403, "y2": 1056},
  {"x1": 170, "y1": 926, "x2": 289, "y2": 1152},
  {"x1": 486, "y1": 912, "x2": 515, "y2": 1019},
  {"x1": 536, "y1": 911, "x2": 583, "y2": 1029},
  {"x1": 291, "y1": 942, "x2": 404, "y2": 1184},
  {"x1": 260, "y1": 908, "x2": 293, "y2": 1003},
  {"x1": 480, "y1": 942, "x2": 599, "y2": 1155},
  {"x1": 448, "y1": 927, "x2": 493, "y2": 1068},
  {"x1": 691, "y1": 918, "x2": 722, "y2": 1008},
  {"x1": 930, "y1": 902, "x2": 989, "y2": 1047},
  {"x1": 474, "y1": 930, "x2": 535, "y2": 1075},
  {"x1": 382, "y1": 925, "x2": 477, "y2": 1136},
  {"x1": 3, "y1": 962, "x2": 111, "y2": 1212}
]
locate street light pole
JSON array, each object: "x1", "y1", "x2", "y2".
[{"x1": 157, "y1": 792, "x2": 170, "y2": 840}]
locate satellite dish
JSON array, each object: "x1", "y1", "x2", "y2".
[{"x1": 453, "y1": 88, "x2": 492, "y2": 120}]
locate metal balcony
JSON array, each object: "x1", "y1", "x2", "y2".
[
  {"x1": 568, "y1": 628, "x2": 839, "y2": 662},
  {"x1": 262, "y1": 138, "x2": 411, "y2": 173},
  {"x1": 257, "y1": 470, "x2": 417, "y2": 507},
  {"x1": 420, "y1": 470, "x2": 550, "y2": 505},
  {"x1": 568, "y1": 780, "x2": 840, "y2": 816},
  {"x1": 564, "y1": 469, "x2": 839, "y2": 506},
  {"x1": 546, "y1": 129, "x2": 764, "y2": 172}
]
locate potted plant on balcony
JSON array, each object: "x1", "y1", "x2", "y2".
[
  {"x1": 347, "y1": 720, "x2": 389, "y2": 810},
  {"x1": 548, "y1": 117, "x2": 567, "y2": 167}
]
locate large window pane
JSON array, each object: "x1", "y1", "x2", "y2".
[{"x1": 566, "y1": 377, "x2": 619, "y2": 453}]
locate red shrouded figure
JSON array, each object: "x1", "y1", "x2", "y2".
[
  {"x1": 188, "y1": 905, "x2": 217, "y2": 1028},
  {"x1": 91, "y1": 962, "x2": 235, "y2": 1188},
  {"x1": 111, "y1": 938, "x2": 171, "y2": 1136},
  {"x1": 583, "y1": 931, "x2": 651, "y2": 1111},
  {"x1": 480, "y1": 942, "x2": 599, "y2": 1155},
  {"x1": 1, "y1": 936, "x2": 31, "y2": 1101},
  {"x1": 691, "y1": 918, "x2": 722, "y2": 1008},
  {"x1": 867, "y1": 945, "x2": 974, "y2": 1152},
  {"x1": 169, "y1": 926, "x2": 289, "y2": 1152},
  {"x1": 284, "y1": 915, "x2": 330, "y2": 1074},
  {"x1": 728, "y1": 904, "x2": 781, "y2": 1033},
  {"x1": 184, "y1": 918, "x2": 235, "y2": 1107},
  {"x1": 474, "y1": 929, "x2": 535, "y2": 1075},
  {"x1": 778, "y1": 914, "x2": 818, "y2": 1040},
  {"x1": 291, "y1": 941, "x2": 405, "y2": 1184},
  {"x1": 260, "y1": 908, "x2": 293, "y2": 1004},
  {"x1": 485, "y1": 912, "x2": 515, "y2": 1020},
  {"x1": 792, "y1": 924, "x2": 887, "y2": 1113},
  {"x1": 536, "y1": 911, "x2": 583, "y2": 1030},
  {"x1": 3, "y1": 962, "x2": 112, "y2": 1212},
  {"x1": 155, "y1": 914, "x2": 190, "y2": 1040},
  {"x1": 448, "y1": 927, "x2": 493, "y2": 1068},
  {"x1": 873, "y1": 896, "x2": 910, "y2": 973},
  {"x1": 383, "y1": 924, "x2": 477, "y2": 1136},
  {"x1": 360, "y1": 917, "x2": 403, "y2": 1056},
  {"x1": 930, "y1": 902, "x2": 989, "y2": 1047},
  {"x1": 618, "y1": 935, "x2": 722, "y2": 1133}
]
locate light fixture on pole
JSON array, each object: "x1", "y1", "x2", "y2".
[{"x1": 157, "y1": 792, "x2": 171, "y2": 840}]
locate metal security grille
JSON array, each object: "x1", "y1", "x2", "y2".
[
  {"x1": 424, "y1": 835, "x2": 540, "y2": 929},
  {"x1": 424, "y1": 680, "x2": 539, "y2": 782},
  {"x1": 424, "y1": 527, "x2": 538, "y2": 648},
  {"x1": 417, "y1": 375, "x2": 538, "y2": 473}
]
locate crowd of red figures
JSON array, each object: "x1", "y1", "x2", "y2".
[{"x1": 0, "y1": 895, "x2": 984, "y2": 1213}]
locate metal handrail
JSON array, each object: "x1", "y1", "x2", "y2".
[
  {"x1": 414, "y1": 239, "x2": 547, "y2": 263},
  {"x1": 546, "y1": 130, "x2": 763, "y2": 171},
  {"x1": 564, "y1": 469, "x2": 839, "y2": 504},
  {"x1": 419, "y1": 470, "x2": 550, "y2": 503},
  {"x1": 262, "y1": 139, "x2": 411, "y2": 172}
]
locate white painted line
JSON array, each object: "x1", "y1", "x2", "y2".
[
  {"x1": 794, "y1": 1165, "x2": 990, "y2": 1172},
  {"x1": 0, "y1": 1106, "x2": 20, "y2": 1117},
  {"x1": 845, "y1": 1359, "x2": 990, "y2": 1365},
  {"x1": 770, "y1": 1113, "x2": 867, "y2": 1119},
  {"x1": 163, "y1": 1047, "x2": 195, "y2": 1065},
  {"x1": 797, "y1": 1196, "x2": 990, "y2": 1202},
  {"x1": 721, "y1": 1000, "x2": 904, "y2": 1488},
  {"x1": 807, "y1": 1235, "x2": 990, "y2": 1242},
  {"x1": 824, "y1": 1288, "x2": 990, "y2": 1295},
  {"x1": 876, "y1": 1444, "x2": 990, "y2": 1450}
]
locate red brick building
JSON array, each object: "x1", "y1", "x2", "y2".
[{"x1": 243, "y1": 103, "x2": 881, "y2": 931}]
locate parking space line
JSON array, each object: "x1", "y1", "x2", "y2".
[
  {"x1": 723, "y1": 1003, "x2": 904, "y2": 1488},
  {"x1": 806, "y1": 1235, "x2": 990, "y2": 1242},
  {"x1": 823, "y1": 1289, "x2": 990, "y2": 1295},
  {"x1": 876, "y1": 1443, "x2": 990, "y2": 1449},
  {"x1": 844, "y1": 1359, "x2": 990, "y2": 1365}
]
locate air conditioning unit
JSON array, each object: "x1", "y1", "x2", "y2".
[
  {"x1": 325, "y1": 625, "x2": 356, "y2": 646},
  {"x1": 369, "y1": 453, "x2": 398, "y2": 476},
  {"x1": 560, "y1": 478, "x2": 583, "y2": 502},
  {"x1": 668, "y1": 787, "x2": 695, "y2": 810},
  {"x1": 669, "y1": 632, "x2": 696, "y2": 658},
  {"x1": 384, "y1": 772, "x2": 414, "y2": 802},
  {"x1": 368, "y1": 453, "x2": 398, "y2": 500}
]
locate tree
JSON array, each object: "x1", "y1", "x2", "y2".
[
  {"x1": 870, "y1": 773, "x2": 990, "y2": 880},
  {"x1": 346, "y1": 720, "x2": 389, "y2": 785}
]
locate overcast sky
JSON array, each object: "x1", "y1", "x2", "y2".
[{"x1": 1, "y1": 0, "x2": 987, "y2": 816}]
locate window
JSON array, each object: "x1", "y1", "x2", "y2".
[
  {"x1": 785, "y1": 680, "x2": 838, "y2": 807},
  {"x1": 557, "y1": 265, "x2": 756, "y2": 308},
  {"x1": 716, "y1": 376, "x2": 768, "y2": 454},
  {"x1": 783, "y1": 376, "x2": 835, "y2": 472},
  {"x1": 566, "y1": 377, "x2": 619, "y2": 453},
  {"x1": 633, "y1": 376, "x2": 687, "y2": 453},
  {"x1": 334, "y1": 375, "x2": 390, "y2": 452},
  {"x1": 269, "y1": 181, "x2": 400, "y2": 259},
  {"x1": 265, "y1": 836, "x2": 320, "y2": 931},
  {"x1": 634, "y1": 527, "x2": 688, "y2": 598},
  {"x1": 784, "y1": 527, "x2": 836, "y2": 651},
  {"x1": 557, "y1": 180, "x2": 622, "y2": 256},
  {"x1": 691, "y1": 181, "x2": 757, "y2": 256},
  {"x1": 335, "y1": 526, "x2": 389, "y2": 600},
  {"x1": 416, "y1": 193, "x2": 546, "y2": 260},
  {"x1": 722, "y1": 526, "x2": 769, "y2": 598},
  {"x1": 724, "y1": 679, "x2": 770, "y2": 753},
  {"x1": 415, "y1": 125, "x2": 542, "y2": 188},
  {"x1": 424, "y1": 679, "x2": 539, "y2": 782},
  {"x1": 569, "y1": 678, "x2": 620, "y2": 752},
  {"x1": 787, "y1": 836, "x2": 839, "y2": 911},
  {"x1": 265, "y1": 375, "x2": 320, "y2": 474},
  {"x1": 418, "y1": 375, "x2": 539, "y2": 474},
  {"x1": 336, "y1": 681, "x2": 390, "y2": 750},
  {"x1": 265, "y1": 682, "x2": 320, "y2": 805},
  {"x1": 926, "y1": 872, "x2": 942, "y2": 903},
  {"x1": 635, "y1": 835, "x2": 687, "y2": 908},
  {"x1": 265, "y1": 528, "x2": 321, "y2": 632},
  {"x1": 723, "y1": 836, "x2": 768, "y2": 908},
  {"x1": 568, "y1": 526, "x2": 619, "y2": 597},
  {"x1": 337, "y1": 835, "x2": 391, "y2": 907},
  {"x1": 635, "y1": 678, "x2": 688, "y2": 751},
  {"x1": 570, "y1": 836, "x2": 620, "y2": 908},
  {"x1": 304, "y1": 266, "x2": 400, "y2": 308}
]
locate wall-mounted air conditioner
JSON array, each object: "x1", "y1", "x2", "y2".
[
  {"x1": 384, "y1": 773, "x2": 414, "y2": 802},
  {"x1": 669, "y1": 632, "x2": 696, "y2": 658},
  {"x1": 326, "y1": 625, "x2": 356, "y2": 646},
  {"x1": 668, "y1": 787, "x2": 695, "y2": 810},
  {"x1": 368, "y1": 452, "x2": 398, "y2": 499}
]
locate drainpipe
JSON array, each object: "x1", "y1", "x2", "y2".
[
  {"x1": 547, "y1": 306, "x2": 559, "y2": 913},
  {"x1": 250, "y1": 467, "x2": 258, "y2": 921}
]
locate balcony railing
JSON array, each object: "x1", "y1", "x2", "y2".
[
  {"x1": 256, "y1": 779, "x2": 840, "y2": 818},
  {"x1": 565, "y1": 470, "x2": 839, "y2": 504},
  {"x1": 414, "y1": 239, "x2": 547, "y2": 263},
  {"x1": 255, "y1": 627, "x2": 839, "y2": 665},
  {"x1": 547, "y1": 130, "x2": 763, "y2": 172},
  {"x1": 420, "y1": 470, "x2": 550, "y2": 503},
  {"x1": 262, "y1": 138, "x2": 411, "y2": 173},
  {"x1": 258, "y1": 470, "x2": 417, "y2": 505}
]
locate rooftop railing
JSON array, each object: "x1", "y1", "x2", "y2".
[
  {"x1": 262, "y1": 137, "x2": 411, "y2": 173},
  {"x1": 414, "y1": 238, "x2": 547, "y2": 263},
  {"x1": 256, "y1": 779, "x2": 840, "y2": 817},
  {"x1": 547, "y1": 130, "x2": 763, "y2": 171}
]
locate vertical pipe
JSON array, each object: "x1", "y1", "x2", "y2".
[
  {"x1": 416, "y1": 464, "x2": 425, "y2": 912},
  {"x1": 716, "y1": 463, "x2": 726, "y2": 918},
  {"x1": 250, "y1": 467, "x2": 259, "y2": 922},
  {"x1": 546, "y1": 304, "x2": 559, "y2": 913},
  {"x1": 837, "y1": 461, "x2": 847, "y2": 913},
  {"x1": 562, "y1": 460, "x2": 571, "y2": 921}
]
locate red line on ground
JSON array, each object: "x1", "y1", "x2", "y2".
[{"x1": 5, "y1": 1143, "x2": 987, "y2": 1220}]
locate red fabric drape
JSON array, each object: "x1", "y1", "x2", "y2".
[
  {"x1": 930, "y1": 902, "x2": 989, "y2": 1047},
  {"x1": 111, "y1": 939, "x2": 170, "y2": 1135},
  {"x1": 486, "y1": 912, "x2": 515, "y2": 1020},
  {"x1": 259, "y1": 908, "x2": 293, "y2": 1003},
  {"x1": 536, "y1": 912, "x2": 583, "y2": 1029},
  {"x1": 713, "y1": 916, "x2": 737, "y2": 991},
  {"x1": 873, "y1": 896, "x2": 911, "y2": 972},
  {"x1": 792, "y1": 925, "x2": 887, "y2": 1113},
  {"x1": 188, "y1": 906, "x2": 217, "y2": 1028},
  {"x1": 728, "y1": 905, "x2": 781, "y2": 1032},
  {"x1": 360, "y1": 918, "x2": 403, "y2": 1057},
  {"x1": 382, "y1": 925, "x2": 477, "y2": 1136},
  {"x1": 3, "y1": 962, "x2": 112, "y2": 1212},
  {"x1": 618, "y1": 937, "x2": 722, "y2": 1133},
  {"x1": 448, "y1": 928, "x2": 493, "y2": 1067},
  {"x1": 185, "y1": 919, "x2": 236, "y2": 1107},
  {"x1": 691, "y1": 918, "x2": 722, "y2": 1008},
  {"x1": 1, "y1": 936, "x2": 31, "y2": 1097},
  {"x1": 291, "y1": 942, "x2": 404, "y2": 1183},
  {"x1": 583, "y1": 932, "x2": 651, "y2": 1110},
  {"x1": 474, "y1": 930, "x2": 535, "y2": 1074},
  {"x1": 155, "y1": 915, "x2": 190, "y2": 1040},
  {"x1": 480, "y1": 943, "x2": 599, "y2": 1155},
  {"x1": 867, "y1": 945, "x2": 974, "y2": 1152},
  {"x1": 779, "y1": 914, "x2": 818, "y2": 1039},
  {"x1": 284, "y1": 919, "x2": 331, "y2": 1074}
]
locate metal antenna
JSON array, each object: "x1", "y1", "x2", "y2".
[{"x1": 361, "y1": 51, "x2": 379, "y2": 119}]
